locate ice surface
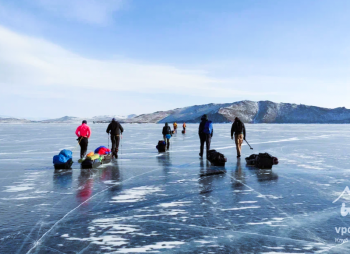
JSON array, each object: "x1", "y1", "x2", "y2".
[{"x1": 0, "y1": 123, "x2": 350, "y2": 253}]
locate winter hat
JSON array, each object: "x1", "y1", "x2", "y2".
[{"x1": 201, "y1": 114, "x2": 208, "y2": 120}]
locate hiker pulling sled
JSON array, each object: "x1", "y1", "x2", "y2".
[{"x1": 106, "y1": 118, "x2": 124, "y2": 158}]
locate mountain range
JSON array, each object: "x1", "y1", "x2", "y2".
[{"x1": 2, "y1": 101, "x2": 350, "y2": 124}]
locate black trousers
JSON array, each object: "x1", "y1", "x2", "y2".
[
  {"x1": 79, "y1": 137, "x2": 88, "y2": 159},
  {"x1": 200, "y1": 134, "x2": 211, "y2": 157},
  {"x1": 110, "y1": 135, "x2": 121, "y2": 154}
]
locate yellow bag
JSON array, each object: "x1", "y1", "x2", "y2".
[{"x1": 87, "y1": 154, "x2": 100, "y2": 160}]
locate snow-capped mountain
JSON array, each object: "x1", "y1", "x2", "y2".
[
  {"x1": 2, "y1": 101, "x2": 350, "y2": 124},
  {"x1": 90, "y1": 115, "x2": 136, "y2": 122},
  {"x1": 124, "y1": 100, "x2": 350, "y2": 123}
]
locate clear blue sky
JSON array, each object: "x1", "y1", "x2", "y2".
[{"x1": 0, "y1": 0, "x2": 349, "y2": 118}]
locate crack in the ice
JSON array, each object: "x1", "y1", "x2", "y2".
[
  {"x1": 227, "y1": 173, "x2": 327, "y2": 244},
  {"x1": 25, "y1": 166, "x2": 165, "y2": 254},
  {"x1": 136, "y1": 218, "x2": 328, "y2": 247}
]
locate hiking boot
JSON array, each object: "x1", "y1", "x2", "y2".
[
  {"x1": 237, "y1": 155, "x2": 241, "y2": 158},
  {"x1": 199, "y1": 153, "x2": 203, "y2": 158}
]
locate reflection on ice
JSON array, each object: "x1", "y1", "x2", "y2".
[{"x1": 53, "y1": 170, "x2": 72, "y2": 189}]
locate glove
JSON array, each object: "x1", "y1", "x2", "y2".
[{"x1": 231, "y1": 136, "x2": 233, "y2": 140}]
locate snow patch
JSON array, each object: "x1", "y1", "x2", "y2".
[
  {"x1": 111, "y1": 186, "x2": 163, "y2": 203},
  {"x1": 115, "y1": 241, "x2": 185, "y2": 253}
]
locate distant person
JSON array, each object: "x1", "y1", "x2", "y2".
[
  {"x1": 231, "y1": 117, "x2": 246, "y2": 158},
  {"x1": 173, "y1": 122, "x2": 178, "y2": 133},
  {"x1": 182, "y1": 122, "x2": 186, "y2": 134},
  {"x1": 198, "y1": 114, "x2": 213, "y2": 158},
  {"x1": 106, "y1": 118, "x2": 124, "y2": 158},
  {"x1": 75, "y1": 120, "x2": 91, "y2": 159},
  {"x1": 162, "y1": 123, "x2": 172, "y2": 149}
]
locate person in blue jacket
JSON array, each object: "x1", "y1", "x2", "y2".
[{"x1": 198, "y1": 114, "x2": 213, "y2": 158}]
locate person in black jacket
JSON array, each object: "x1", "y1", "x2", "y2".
[
  {"x1": 106, "y1": 118, "x2": 124, "y2": 158},
  {"x1": 198, "y1": 114, "x2": 213, "y2": 158},
  {"x1": 231, "y1": 117, "x2": 246, "y2": 158},
  {"x1": 162, "y1": 123, "x2": 172, "y2": 149}
]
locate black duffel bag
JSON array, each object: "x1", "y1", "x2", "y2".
[
  {"x1": 207, "y1": 150, "x2": 227, "y2": 166},
  {"x1": 256, "y1": 153, "x2": 274, "y2": 169},
  {"x1": 81, "y1": 158, "x2": 93, "y2": 169},
  {"x1": 156, "y1": 140, "x2": 166, "y2": 152},
  {"x1": 245, "y1": 154, "x2": 258, "y2": 166}
]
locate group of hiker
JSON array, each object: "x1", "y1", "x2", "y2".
[
  {"x1": 199, "y1": 114, "x2": 246, "y2": 158},
  {"x1": 171, "y1": 122, "x2": 186, "y2": 133},
  {"x1": 75, "y1": 118, "x2": 124, "y2": 159},
  {"x1": 75, "y1": 115, "x2": 246, "y2": 161},
  {"x1": 161, "y1": 114, "x2": 246, "y2": 158}
]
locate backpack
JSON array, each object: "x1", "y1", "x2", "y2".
[{"x1": 203, "y1": 121, "x2": 213, "y2": 135}]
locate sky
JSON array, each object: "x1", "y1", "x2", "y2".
[{"x1": 0, "y1": 0, "x2": 350, "y2": 119}]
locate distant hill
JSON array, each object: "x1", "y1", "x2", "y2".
[
  {"x1": 2, "y1": 100, "x2": 350, "y2": 124},
  {"x1": 123, "y1": 100, "x2": 350, "y2": 124},
  {"x1": 39, "y1": 116, "x2": 82, "y2": 123},
  {"x1": 37, "y1": 114, "x2": 138, "y2": 124},
  {"x1": 0, "y1": 117, "x2": 32, "y2": 123}
]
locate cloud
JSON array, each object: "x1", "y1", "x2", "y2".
[
  {"x1": 3, "y1": 24, "x2": 341, "y2": 109},
  {"x1": 33, "y1": 0, "x2": 126, "y2": 25},
  {"x1": 0, "y1": 25, "x2": 261, "y2": 100},
  {"x1": 4, "y1": 23, "x2": 348, "y2": 113}
]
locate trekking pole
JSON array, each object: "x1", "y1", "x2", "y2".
[{"x1": 245, "y1": 139, "x2": 253, "y2": 150}]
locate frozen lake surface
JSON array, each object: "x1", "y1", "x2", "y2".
[{"x1": 0, "y1": 123, "x2": 350, "y2": 253}]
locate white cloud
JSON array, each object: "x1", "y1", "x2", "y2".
[
  {"x1": 0, "y1": 25, "x2": 261, "y2": 99},
  {"x1": 33, "y1": 0, "x2": 126, "y2": 25},
  {"x1": 3, "y1": 24, "x2": 348, "y2": 115}
]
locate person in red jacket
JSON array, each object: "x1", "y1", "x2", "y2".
[{"x1": 75, "y1": 120, "x2": 91, "y2": 159}]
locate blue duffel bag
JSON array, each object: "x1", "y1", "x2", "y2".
[
  {"x1": 53, "y1": 149, "x2": 72, "y2": 164},
  {"x1": 59, "y1": 149, "x2": 72, "y2": 160}
]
